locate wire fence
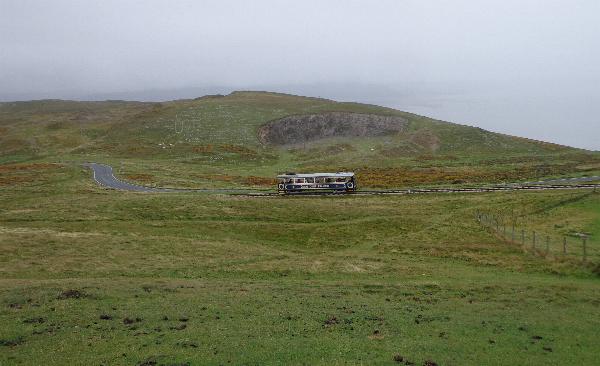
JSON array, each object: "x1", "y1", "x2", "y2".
[{"x1": 475, "y1": 210, "x2": 597, "y2": 265}]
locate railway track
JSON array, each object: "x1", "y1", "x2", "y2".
[
  {"x1": 85, "y1": 163, "x2": 600, "y2": 197},
  {"x1": 236, "y1": 184, "x2": 600, "y2": 197}
]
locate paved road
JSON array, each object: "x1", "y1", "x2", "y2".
[
  {"x1": 84, "y1": 163, "x2": 257, "y2": 193},
  {"x1": 85, "y1": 162, "x2": 600, "y2": 195}
]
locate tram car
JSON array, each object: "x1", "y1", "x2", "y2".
[{"x1": 276, "y1": 172, "x2": 357, "y2": 194}]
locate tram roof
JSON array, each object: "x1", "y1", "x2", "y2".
[{"x1": 277, "y1": 172, "x2": 355, "y2": 178}]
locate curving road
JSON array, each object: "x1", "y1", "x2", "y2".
[
  {"x1": 85, "y1": 163, "x2": 177, "y2": 192},
  {"x1": 84, "y1": 162, "x2": 600, "y2": 196},
  {"x1": 84, "y1": 163, "x2": 257, "y2": 194}
]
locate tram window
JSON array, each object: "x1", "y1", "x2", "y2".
[
  {"x1": 316, "y1": 177, "x2": 325, "y2": 183},
  {"x1": 295, "y1": 178, "x2": 305, "y2": 184},
  {"x1": 305, "y1": 177, "x2": 315, "y2": 183}
]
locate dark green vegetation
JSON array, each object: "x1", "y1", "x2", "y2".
[
  {"x1": 1, "y1": 91, "x2": 599, "y2": 188},
  {"x1": 1, "y1": 92, "x2": 599, "y2": 365}
]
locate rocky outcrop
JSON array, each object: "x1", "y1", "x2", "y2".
[{"x1": 258, "y1": 112, "x2": 408, "y2": 145}]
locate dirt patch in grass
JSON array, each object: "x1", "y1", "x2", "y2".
[
  {"x1": 23, "y1": 317, "x2": 45, "y2": 324},
  {"x1": 323, "y1": 316, "x2": 339, "y2": 326},
  {"x1": 57, "y1": 289, "x2": 86, "y2": 300},
  {"x1": 368, "y1": 329, "x2": 384, "y2": 340},
  {"x1": 123, "y1": 317, "x2": 142, "y2": 325},
  {"x1": 169, "y1": 324, "x2": 187, "y2": 331},
  {"x1": 0, "y1": 336, "x2": 25, "y2": 347},
  {"x1": 137, "y1": 358, "x2": 158, "y2": 366}
]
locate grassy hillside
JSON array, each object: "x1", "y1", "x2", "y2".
[
  {"x1": 0, "y1": 164, "x2": 599, "y2": 365},
  {"x1": 2, "y1": 91, "x2": 599, "y2": 188},
  {"x1": 1, "y1": 93, "x2": 599, "y2": 364}
]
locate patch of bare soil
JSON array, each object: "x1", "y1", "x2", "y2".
[
  {"x1": 123, "y1": 317, "x2": 142, "y2": 325},
  {"x1": 57, "y1": 289, "x2": 86, "y2": 300},
  {"x1": 323, "y1": 315, "x2": 339, "y2": 327},
  {"x1": 258, "y1": 112, "x2": 408, "y2": 145},
  {"x1": 0, "y1": 336, "x2": 25, "y2": 347}
]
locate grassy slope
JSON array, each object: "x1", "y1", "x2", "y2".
[
  {"x1": 0, "y1": 164, "x2": 599, "y2": 365},
  {"x1": 1, "y1": 91, "x2": 599, "y2": 189},
  {"x1": 1, "y1": 93, "x2": 600, "y2": 365}
]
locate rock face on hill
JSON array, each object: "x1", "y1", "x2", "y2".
[{"x1": 258, "y1": 112, "x2": 408, "y2": 145}]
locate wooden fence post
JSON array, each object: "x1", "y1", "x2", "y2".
[
  {"x1": 546, "y1": 236, "x2": 550, "y2": 255},
  {"x1": 563, "y1": 236, "x2": 567, "y2": 255},
  {"x1": 583, "y1": 237, "x2": 587, "y2": 262},
  {"x1": 521, "y1": 230, "x2": 525, "y2": 245},
  {"x1": 503, "y1": 225, "x2": 507, "y2": 238},
  {"x1": 532, "y1": 231, "x2": 536, "y2": 250}
]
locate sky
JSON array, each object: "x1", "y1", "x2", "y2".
[{"x1": 1, "y1": 0, "x2": 599, "y2": 150}]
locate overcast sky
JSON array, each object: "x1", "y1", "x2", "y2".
[{"x1": 1, "y1": 0, "x2": 599, "y2": 149}]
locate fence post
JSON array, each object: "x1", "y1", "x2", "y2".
[
  {"x1": 563, "y1": 236, "x2": 567, "y2": 255},
  {"x1": 546, "y1": 236, "x2": 550, "y2": 255},
  {"x1": 521, "y1": 230, "x2": 525, "y2": 245},
  {"x1": 503, "y1": 225, "x2": 507, "y2": 238},
  {"x1": 583, "y1": 237, "x2": 587, "y2": 262},
  {"x1": 532, "y1": 231, "x2": 536, "y2": 250}
]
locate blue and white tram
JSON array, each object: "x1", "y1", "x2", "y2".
[{"x1": 277, "y1": 172, "x2": 357, "y2": 194}]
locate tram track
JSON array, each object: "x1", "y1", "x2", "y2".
[
  {"x1": 236, "y1": 184, "x2": 600, "y2": 197},
  {"x1": 85, "y1": 163, "x2": 600, "y2": 197}
]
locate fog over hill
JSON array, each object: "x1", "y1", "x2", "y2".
[
  {"x1": 1, "y1": 1, "x2": 599, "y2": 149},
  {"x1": 6, "y1": 82, "x2": 595, "y2": 151}
]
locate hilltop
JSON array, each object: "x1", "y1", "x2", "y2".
[{"x1": 1, "y1": 91, "x2": 598, "y2": 188}]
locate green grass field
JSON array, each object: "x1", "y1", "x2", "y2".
[
  {"x1": 0, "y1": 164, "x2": 599, "y2": 365},
  {"x1": 1, "y1": 92, "x2": 599, "y2": 365}
]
